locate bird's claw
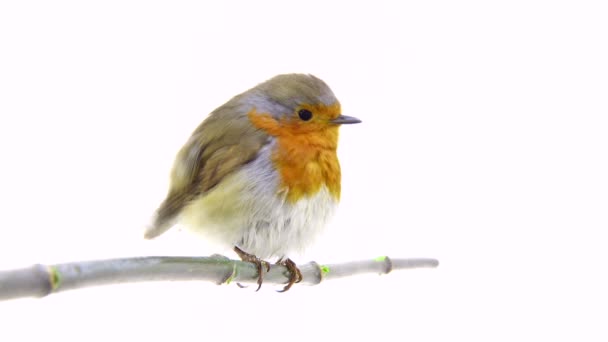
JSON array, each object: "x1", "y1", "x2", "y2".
[
  {"x1": 234, "y1": 246, "x2": 270, "y2": 291},
  {"x1": 276, "y1": 258, "x2": 302, "y2": 292}
]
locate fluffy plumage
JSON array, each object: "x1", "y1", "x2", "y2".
[{"x1": 145, "y1": 73, "x2": 355, "y2": 260}]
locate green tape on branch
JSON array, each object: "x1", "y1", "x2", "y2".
[{"x1": 320, "y1": 265, "x2": 330, "y2": 275}]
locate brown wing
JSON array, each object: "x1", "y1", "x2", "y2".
[{"x1": 144, "y1": 105, "x2": 269, "y2": 239}]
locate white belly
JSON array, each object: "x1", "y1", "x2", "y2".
[{"x1": 179, "y1": 143, "x2": 338, "y2": 259}]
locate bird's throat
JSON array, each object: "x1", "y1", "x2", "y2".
[
  {"x1": 248, "y1": 110, "x2": 342, "y2": 202},
  {"x1": 272, "y1": 131, "x2": 341, "y2": 202}
]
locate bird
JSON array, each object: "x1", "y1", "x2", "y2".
[{"x1": 144, "y1": 74, "x2": 360, "y2": 291}]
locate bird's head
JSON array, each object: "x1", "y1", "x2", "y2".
[{"x1": 244, "y1": 74, "x2": 361, "y2": 136}]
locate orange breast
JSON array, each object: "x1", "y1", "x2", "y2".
[{"x1": 248, "y1": 106, "x2": 342, "y2": 202}]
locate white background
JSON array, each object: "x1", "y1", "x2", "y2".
[{"x1": 1, "y1": 1, "x2": 607, "y2": 341}]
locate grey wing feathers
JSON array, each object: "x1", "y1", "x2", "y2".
[
  {"x1": 143, "y1": 136, "x2": 207, "y2": 239},
  {"x1": 144, "y1": 105, "x2": 269, "y2": 239}
]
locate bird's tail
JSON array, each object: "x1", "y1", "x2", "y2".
[
  {"x1": 143, "y1": 214, "x2": 174, "y2": 239},
  {"x1": 144, "y1": 192, "x2": 189, "y2": 239}
]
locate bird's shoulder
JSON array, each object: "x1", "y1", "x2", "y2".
[
  {"x1": 173, "y1": 102, "x2": 270, "y2": 196},
  {"x1": 150, "y1": 101, "x2": 270, "y2": 235}
]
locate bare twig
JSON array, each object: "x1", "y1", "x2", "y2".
[{"x1": 0, "y1": 255, "x2": 438, "y2": 301}]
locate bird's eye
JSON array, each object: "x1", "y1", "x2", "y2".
[{"x1": 298, "y1": 109, "x2": 313, "y2": 121}]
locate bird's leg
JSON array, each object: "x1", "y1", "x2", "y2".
[
  {"x1": 276, "y1": 257, "x2": 303, "y2": 292},
  {"x1": 233, "y1": 246, "x2": 270, "y2": 291}
]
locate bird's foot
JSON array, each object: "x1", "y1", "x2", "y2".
[
  {"x1": 276, "y1": 257, "x2": 302, "y2": 292},
  {"x1": 233, "y1": 246, "x2": 270, "y2": 291}
]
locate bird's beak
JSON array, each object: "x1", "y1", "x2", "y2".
[{"x1": 331, "y1": 115, "x2": 362, "y2": 125}]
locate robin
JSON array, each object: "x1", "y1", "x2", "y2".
[{"x1": 144, "y1": 74, "x2": 361, "y2": 291}]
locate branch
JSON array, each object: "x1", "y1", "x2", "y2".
[{"x1": 0, "y1": 255, "x2": 439, "y2": 301}]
